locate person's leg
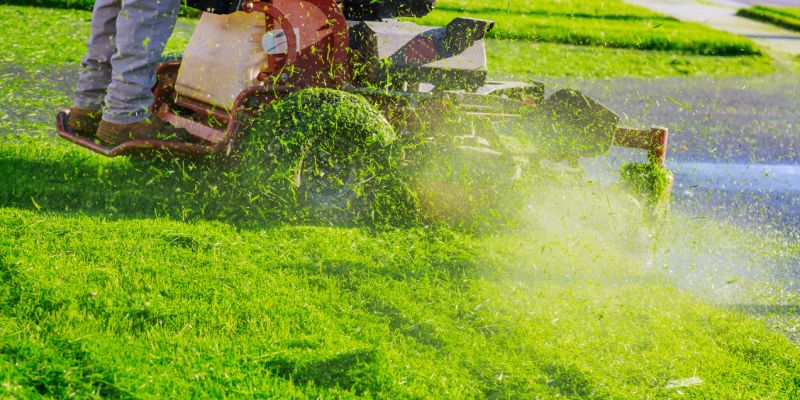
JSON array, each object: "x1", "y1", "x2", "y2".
[
  {"x1": 69, "y1": 0, "x2": 120, "y2": 132},
  {"x1": 103, "y1": 0, "x2": 182, "y2": 125}
]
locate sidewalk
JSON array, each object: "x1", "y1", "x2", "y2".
[{"x1": 625, "y1": 0, "x2": 800, "y2": 55}]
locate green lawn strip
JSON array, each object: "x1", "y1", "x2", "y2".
[
  {"x1": 435, "y1": 0, "x2": 668, "y2": 19},
  {"x1": 414, "y1": 9, "x2": 761, "y2": 56},
  {"x1": 2, "y1": 138, "x2": 800, "y2": 397},
  {"x1": 737, "y1": 6, "x2": 800, "y2": 32},
  {"x1": 486, "y1": 39, "x2": 773, "y2": 79}
]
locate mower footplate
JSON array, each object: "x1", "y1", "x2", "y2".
[{"x1": 56, "y1": 110, "x2": 217, "y2": 158}]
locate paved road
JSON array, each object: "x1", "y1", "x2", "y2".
[
  {"x1": 553, "y1": 74, "x2": 800, "y2": 164},
  {"x1": 625, "y1": 0, "x2": 800, "y2": 55}
]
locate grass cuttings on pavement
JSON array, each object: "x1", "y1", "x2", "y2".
[
  {"x1": 737, "y1": 5, "x2": 800, "y2": 32},
  {"x1": 413, "y1": 0, "x2": 761, "y2": 56},
  {"x1": 417, "y1": 9, "x2": 761, "y2": 56},
  {"x1": 2, "y1": 138, "x2": 800, "y2": 398},
  {"x1": 436, "y1": 0, "x2": 664, "y2": 19},
  {"x1": 235, "y1": 88, "x2": 418, "y2": 225}
]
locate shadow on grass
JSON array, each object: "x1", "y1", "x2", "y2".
[
  {"x1": 0, "y1": 142, "x2": 416, "y2": 228},
  {"x1": 0, "y1": 151, "x2": 219, "y2": 222},
  {"x1": 262, "y1": 349, "x2": 388, "y2": 395}
]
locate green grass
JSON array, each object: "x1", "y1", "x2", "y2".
[
  {"x1": 2, "y1": 139, "x2": 800, "y2": 398},
  {"x1": 416, "y1": 9, "x2": 761, "y2": 56},
  {"x1": 1, "y1": 3, "x2": 799, "y2": 396},
  {"x1": 738, "y1": 5, "x2": 800, "y2": 32},
  {"x1": 486, "y1": 39, "x2": 773, "y2": 79},
  {"x1": 437, "y1": 0, "x2": 665, "y2": 19},
  {"x1": 410, "y1": 0, "x2": 762, "y2": 56}
]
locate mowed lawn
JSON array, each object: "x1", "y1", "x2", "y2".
[
  {"x1": 2, "y1": 140, "x2": 800, "y2": 398},
  {"x1": 1, "y1": 3, "x2": 800, "y2": 398}
]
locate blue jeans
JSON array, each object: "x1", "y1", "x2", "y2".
[{"x1": 72, "y1": 0, "x2": 182, "y2": 124}]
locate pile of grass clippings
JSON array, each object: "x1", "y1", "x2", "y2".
[
  {"x1": 233, "y1": 88, "x2": 420, "y2": 226},
  {"x1": 620, "y1": 162, "x2": 673, "y2": 214}
]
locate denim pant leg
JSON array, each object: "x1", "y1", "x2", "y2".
[
  {"x1": 103, "y1": 0, "x2": 181, "y2": 124},
  {"x1": 73, "y1": 0, "x2": 121, "y2": 111}
]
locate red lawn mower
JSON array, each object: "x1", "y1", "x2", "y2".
[{"x1": 56, "y1": 0, "x2": 672, "y2": 217}]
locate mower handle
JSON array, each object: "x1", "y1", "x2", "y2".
[{"x1": 243, "y1": 1, "x2": 299, "y2": 70}]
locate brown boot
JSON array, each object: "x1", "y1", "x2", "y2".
[
  {"x1": 66, "y1": 108, "x2": 102, "y2": 134},
  {"x1": 96, "y1": 117, "x2": 191, "y2": 146}
]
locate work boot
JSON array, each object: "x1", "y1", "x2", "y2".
[
  {"x1": 66, "y1": 108, "x2": 102, "y2": 134},
  {"x1": 96, "y1": 117, "x2": 191, "y2": 146}
]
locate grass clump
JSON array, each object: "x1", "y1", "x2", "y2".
[
  {"x1": 487, "y1": 39, "x2": 773, "y2": 79},
  {"x1": 620, "y1": 162, "x2": 673, "y2": 213},
  {"x1": 738, "y1": 6, "x2": 800, "y2": 32},
  {"x1": 1, "y1": 166, "x2": 800, "y2": 397},
  {"x1": 235, "y1": 88, "x2": 419, "y2": 225}
]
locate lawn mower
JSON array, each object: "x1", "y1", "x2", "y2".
[{"x1": 55, "y1": 0, "x2": 672, "y2": 221}]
